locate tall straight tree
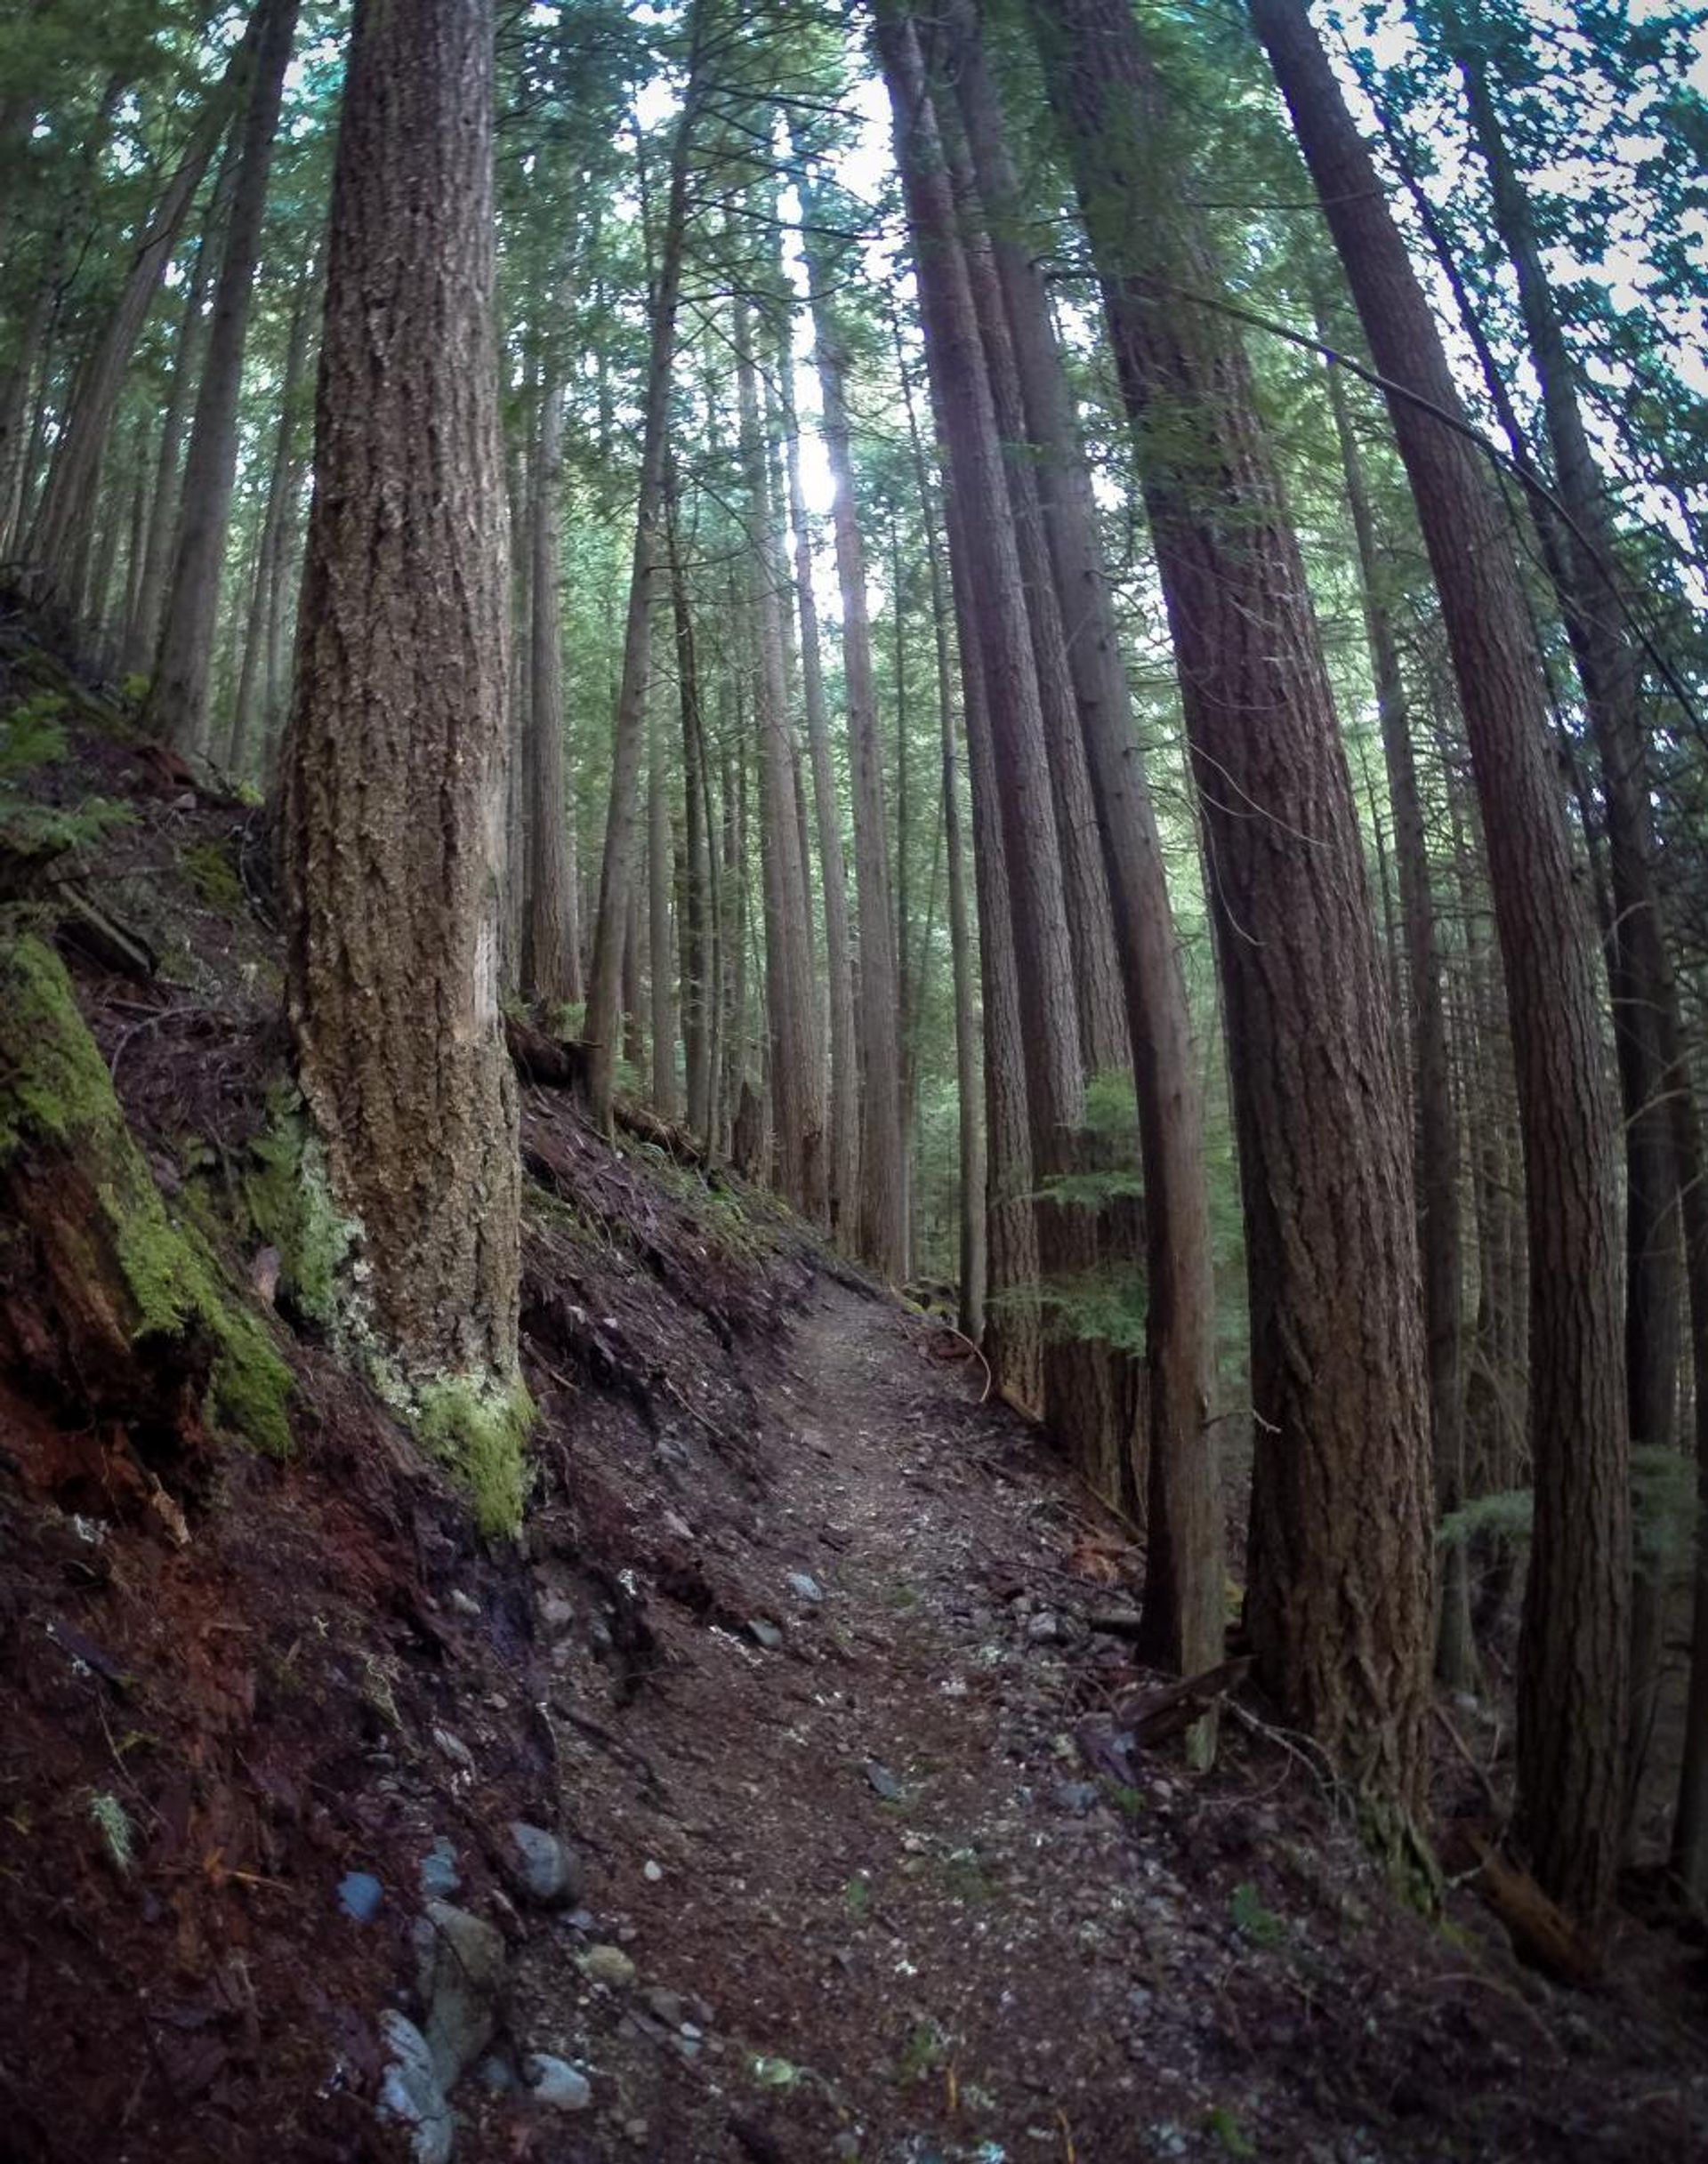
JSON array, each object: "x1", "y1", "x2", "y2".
[
  {"x1": 151, "y1": 0, "x2": 299, "y2": 757},
  {"x1": 279, "y1": 0, "x2": 524, "y2": 1512},
  {"x1": 876, "y1": 1, "x2": 1121, "y2": 1492},
  {"x1": 1249, "y1": 0, "x2": 1630, "y2": 1927},
  {"x1": 800, "y1": 188, "x2": 908, "y2": 1277},
  {"x1": 523, "y1": 370, "x2": 582, "y2": 1008},
  {"x1": 1028, "y1": 0, "x2": 1433, "y2": 1821},
  {"x1": 1320, "y1": 338, "x2": 1475, "y2": 1687},
  {"x1": 945, "y1": 0, "x2": 1221, "y2": 1683},
  {"x1": 1451, "y1": 18, "x2": 1693, "y2": 1798},
  {"x1": 584, "y1": 16, "x2": 707, "y2": 1135}
]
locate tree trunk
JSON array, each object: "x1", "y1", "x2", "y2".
[
  {"x1": 647, "y1": 645, "x2": 677, "y2": 1116},
  {"x1": 735, "y1": 294, "x2": 825, "y2": 1220},
  {"x1": 1322, "y1": 342, "x2": 1476, "y2": 1690},
  {"x1": 1031, "y1": 0, "x2": 1433, "y2": 1822},
  {"x1": 228, "y1": 256, "x2": 317, "y2": 777},
  {"x1": 802, "y1": 202, "x2": 908, "y2": 1279},
  {"x1": 776, "y1": 298, "x2": 858, "y2": 1237},
  {"x1": 947, "y1": 0, "x2": 1221, "y2": 1683},
  {"x1": 666, "y1": 456, "x2": 714, "y2": 1139},
  {"x1": 278, "y1": 0, "x2": 521, "y2": 1466},
  {"x1": 522, "y1": 375, "x2": 582, "y2": 1010},
  {"x1": 127, "y1": 122, "x2": 239, "y2": 673},
  {"x1": 28, "y1": 32, "x2": 250, "y2": 616},
  {"x1": 150, "y1": 0, "x2": 299, "y2": 757},
  {"x1": 584, "y1": 12, "x2": 705, "y2": 1134},
  {"x1": 1250, "y1": 0, "x2": 1629, "y2": 1924},
  {"x1": 1455, "y1": 30, "x2": 1689, "y2": 1808}
]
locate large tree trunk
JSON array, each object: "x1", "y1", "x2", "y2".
[
  {"x1": 150, "y1": 0, "x2": 299, "y2": 758},
  {"x1": 1454, "y1": 33, "x2": 1690, "y2": 1810},
  {"x1": 278, "y1": 0, "x2": 521, "y2": 1504},
  {"x1": 522, "y1": 375, "x2": 582, "y2": 1010},
  {"x1": 1250, "y1": 0, "x2": 1629, "y2": 1925},
  {"x1": 802, "y1": 199, "x2": 908, "y2": 1281},
  {"x1": 946, "y1": 0, "x2": 1221, "y2": 1685},
  {"x1": 1030, "y1": 0, "x2": 1433, "y2": 1823},
  {"x1": 1321, "y1": 342, "x2": 1476, "y2": 1690},
  {"x1": 665, "y1": 456, "x2": 714, "y2": 1139},
  {"x1": 879, "y1": 5, "x2": 1116, "y2": 1498}
]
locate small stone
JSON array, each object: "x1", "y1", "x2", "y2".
[
  {"x1": 479, "y1": 2054, "x2": 518, "y2": 2093},
  {"x1": 539, "y1": 1594, "x2": 575, "y2": 1631},
  {"x1": 1051, "y1": 1781, "x2": 1100, "y2": 1816},
  {"x1": 663, "y1": 1510, "x2": 694, "y2": 1543},
  {"x1": 420, "y1": 1838, "x2": 461, "y2": 1901},
  {"x1": 509, "y1": 1822, "x2": 581, "y2": 1908},
  {"x1": 378, "y1": 2011, "x2": 454, "y2": 2164},
  {"x1": 747, "y1": 1618, "x2": 784, "y2": 1651},
  {"x1": 641, "y1": 1859, "x2": 664, "y2": 1884},
  {"x1": 337, "y1": 1870, "x2": 383, "y2": 1922},
  {"x1": 786, "y1": 1571, "x2": 825, "y2": 1604},
  {"x1": 644, "y1": 1987, "x2": 686, "y2": 2028},
  {"x1": 1026, "y1": 1611, "x2": 1062, "y2": 1645},
  {"x1": 624, "y1": 2120, "x2": 649, "y2": 2142},
  {"x1": 864, "y1": 1760, "x2": 903, "y2": 1802},
  {"x1": 523, "y1": 2053, "x2": 592, "y2": 2111},
  {"x1": 564, "y1": 1907, "x2": 596, "y2": 1933},
  {"x1": 449, "y1": 1589, "x2": 481, "y2": 1618},
  {"x1": 432, "y1": 1726, "x2": 475, "y2": 1771},
  {"x1": 580, "y1": 1943, "x2": 637, "y2": 1989}
]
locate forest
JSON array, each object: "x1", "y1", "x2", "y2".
[{"x1": 1, "y1": 0, "x2": 1706, "y2": 2157}]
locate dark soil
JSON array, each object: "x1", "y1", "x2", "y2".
[{"x1": 3, "y1": 614, "x2": 1707, "y2": 2164}]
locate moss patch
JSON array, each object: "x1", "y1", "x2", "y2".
[
  {"x1": 242, "y1": 1086, "x2": 358, "y2": 1328},
  {"x1": 414, "y1": 1372, "x2": 535, "y2": 1538},
  {"x1": 0, "y1": 935, "x2": 294, "y2": 1456}
]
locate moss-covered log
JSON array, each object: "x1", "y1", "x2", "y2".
[{"x1": 0, "y1": 935, "x2": 293, "y2": 1472}]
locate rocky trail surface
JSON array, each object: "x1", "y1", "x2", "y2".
[{"x1": 459, "y1": 1281, "x2": 1708, "y2": 2164}]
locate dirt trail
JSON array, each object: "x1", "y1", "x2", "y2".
[{"x1": 500, "y1": 1277, "x2": 1707, "y2": 2164}]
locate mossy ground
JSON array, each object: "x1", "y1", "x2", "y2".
[{"x1": 0, "y1": 933, "x2": 294, "y2": 1456}]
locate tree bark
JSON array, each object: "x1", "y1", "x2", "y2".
[
  {"x1": 802, "y1": 199, "x2": 908, "y2": 1280},
  {"x1": 279, "y1": 0, "x2": 520, "y2": 1394},
  {"x1": 1250, "y1": 0, "x2": 1629, "y2": 1921},
  {"x1": 1031, "y1": 0, "x2": 1433, "y2": 1821},
  {"x1": 735, "y1": 294, "x2": 826, "y2": 1220},
  {"x1": 584, "y1": 18, "x2": 704, "y2": 1133},
  {"x1": 149, "y1": 0, "x2": 298, "y2": 757},
  {"x1": 522, "y1": 374, "x2": 582, "y2": 1010},
  {"x1": 1322, "y1": 342, "x2": 1476, "y2": 1689},
  {"x1": 947, "y1": 0, "x2": 1221, "y2": 1684}
]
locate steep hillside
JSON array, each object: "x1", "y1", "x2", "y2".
[{"x1": 2, "y1": 621, "x2": 1705, "y2": 2163}]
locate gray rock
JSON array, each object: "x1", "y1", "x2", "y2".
[
  {"x1": 643, "y1": 1987, "x2": 686, "y2": 2030},
  {"x1": 378, "y1": 2010, "x2": 454, "y2": 2164},
  {"x1": 746, "y1": 1618, "x2": 784, "y2": 1651},
  {"x1": 432, "y1": 1727, "x2": 475, "y2": 1772},
  {"x1": 1026, "y1": 1611, "x2": 1062, "y2": 1645},
  {"x1": 478, "y1": 2055, "x2": 518, "y2": 2093},
  {"x1": 1051, "y1": 1781, "x2": 1100, "y2": 1816},
  {"x1": 864, "y1": 1760, "x2": 903, "y2": 1802},
  {"x1": 523, "y1": 2054, "x2": 592, "y2": 2111},
  {"x1": 338, "y1": 1870, "x2": 383, "y2": 1922},
  {"x1": 417, "y1": 1902, "x2": 505, "y2": 2085},
  {"x1": 420, "y1": 1838, "x2": 461, "y2": 1901},
  {"x1": 579, "y1": 1942, "x2": 636, "y2": 1989},
  {"x1": 508, "y1": 1822, "x2": 580, "y2": 1909},
  {"x1": 786, "y1": 1570, "x2": 825, "y2": 1604},
  {"x1": 448, "y1": 1589, "x2": 481, "y2": 1618},
  {"x1": 538, "y1": 1593, "x2": 575, "y2": 1631}
]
